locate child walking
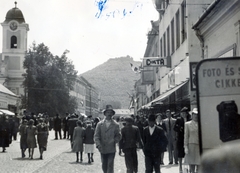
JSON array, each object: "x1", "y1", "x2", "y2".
[{"x1": 84, "y1": 120, "x2": 95, "y2": 164}]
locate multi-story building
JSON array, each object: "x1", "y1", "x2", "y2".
[
  {"x1": 192, "y1": 0, "x2": 240, "y2": 59},
  {"x1": 136, "y1": 0, "x2": 213, "y2": 115},
  {"x1": 72, "y1": 76, "x2": 99, "y2": 118},
  {"x1": 70, "y1": 76, "x2": 86, "y2": 115},
  {"x1": 192, "y1": 0, "x2": 240, "y2": 153}
]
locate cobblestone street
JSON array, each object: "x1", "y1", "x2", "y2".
[{"x1": 0, "y1": 130, "x2": 179, "y2": 173}]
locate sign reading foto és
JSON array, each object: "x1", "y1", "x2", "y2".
[
  {"x1": 197, "y1": 58, "x2": 240, "y2": 97},
  {"x1": 143, "y1": 56, "x2": 171, "y2": 68}
]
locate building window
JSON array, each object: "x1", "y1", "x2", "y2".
[
  {"x1": 163, "y1": 33, "x2": 166, "y2": 57},
  {"x1": 176, "y1": 10, "x2": 180, "y2": 49},
  {"x1": 11, "y1": 36, "x2": 17, "y2": 48},
  {"x1": 155, "y1": 42, "x2": 159, "y2": 57},
  {"x1": 167, "y1": 27, "x2": 170, "y2": 56},
  {"x1": 171, "y1": 19, "x2": 175, "y2": 54},
  {"x1": 181, "y1": 0, "x2": 187, "y2": 42},
  {"x1": 166, "y1": 0, "x2": 169, "y2": 8},
  {"x1": 160, "y1": 38, "x2": 163, "y2": 57}
]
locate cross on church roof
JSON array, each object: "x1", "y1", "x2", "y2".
[{"x1": 14, "y1": 1, "x2": 17, "y2": 8}]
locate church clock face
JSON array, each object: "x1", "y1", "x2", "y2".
[{"x1": 9, "y1": 21, "x2": 18, "y2": 31}]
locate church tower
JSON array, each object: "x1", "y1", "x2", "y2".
[{"x1": 0, "y1": 2, "x2": 29, "y2": 96}]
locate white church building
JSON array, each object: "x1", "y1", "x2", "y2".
[{"x1": 0, "y1": 2, "x2": 27, "y2": 113}]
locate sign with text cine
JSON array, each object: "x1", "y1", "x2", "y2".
[
  {"x1": 196, "y1": 57, "x2": 240, "y2": 154},
  {"x1": 143, "y1": 57, "x2": 170, "y2": 67}
]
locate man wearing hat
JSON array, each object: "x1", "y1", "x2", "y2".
[
  {"x1": 163, "y1": 109, "x2": 178, "y2": 164},
  {"x1": 68, "y1": 114, "x2": 78, "y2": 148},
  {"x1": 121, "y1": 116, "x2": 143, "y2": 173},
  {"x1": 94, "y1": 105, "x2": 121, "y2": 173},
  {"x1": 143, "y1": 114, "x2": 168, "y2": 173}
]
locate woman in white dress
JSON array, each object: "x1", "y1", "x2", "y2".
[{"x1": 184, "y1": 108, "x2": 200, "y2": 173}]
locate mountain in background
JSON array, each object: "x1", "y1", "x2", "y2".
[{"x1": 81, "y1": 55, "x2": 141, "y2": 109}]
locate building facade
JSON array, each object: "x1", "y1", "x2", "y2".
[
  {"x1": 135, "y1": 0, "x2": 213, "y2": 115},
  {"x1": 70, "y1": 76, "x2": 99, "y2": 118},
  {"x1": 0, "y1": 2, "x2": 29, "y2": 96},
  {"x1": 0, "y1": 2, "x2": 27, "y2": 113},
  {"x1": 192, "y1": 0, "x2": 240, "y2": 59}
]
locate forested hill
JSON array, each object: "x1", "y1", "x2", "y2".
[{"x1": 81, "y1": 56, "x2": 141, "y2": 109}]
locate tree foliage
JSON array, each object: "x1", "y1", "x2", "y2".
[{"x1": 22, "y1": 42, "x2": 78, "y2": 116}]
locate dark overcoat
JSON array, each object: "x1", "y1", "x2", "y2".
[
  {"x1": 84, "y1": 126, "x2": 95, "y2": 144},
  {"x1": 53, "y1": 117, "x2": 62, "y2": 131},
  {"x1": 121, "y1": 124, "x2": 143, "y2": 150},
  {"x1": 0, "y1": 119, "x2": 12, "y2": 147},
  {"x1": 174, "y1": 116, "x2": 191, "y2": 158}
]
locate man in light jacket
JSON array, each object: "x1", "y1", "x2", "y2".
[{"x1": 94, "y1": 105, "x2": 121, "y2": 173}]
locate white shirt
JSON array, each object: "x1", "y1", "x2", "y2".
[{"x1": 149, "y1": 125, "x2": 156, "y2": 135}]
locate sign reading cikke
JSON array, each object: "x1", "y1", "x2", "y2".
[{"x1": 143, "y1": 56, "x2": 171, "y2": 68}]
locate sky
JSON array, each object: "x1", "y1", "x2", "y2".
[{"x1": 0, "y1": 0, "x2": 159, "y2": 74}]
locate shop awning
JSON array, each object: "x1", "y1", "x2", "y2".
[
  {"x1": 142, "y1": 80, "x2": 189, "y2": 108},
  {"x1": 0, "y1": 109, "x2": 15, "y2": 115},
  {"x1": 0, "y1": 84, "x2": 17, "y2": 96}
]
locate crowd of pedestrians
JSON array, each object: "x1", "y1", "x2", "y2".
[
  {"x1": 0, "y1": 105, "x2": 201, "y2": 173},
  {"x1": 92, "y1": 104, "x2": 198, "y2": 173}
]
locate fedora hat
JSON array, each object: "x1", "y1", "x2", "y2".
[
  {"x1": 181, "y1": 107, "x2": 188, "y2": 112},
  {"x1": 103, "y1": 105, "x2": 115, "y2": 115},
  {"x1": 192, "y1": 108, "x2": 198, "y2": 114},
  {"x1": 148, "y1": 114, "x2": 156, "y2": 122}
]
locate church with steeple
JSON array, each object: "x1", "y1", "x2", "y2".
[
  {"x1": 0, "y1": 2, "x2": 29, "y2": 112},
  {"x1": 0, "y1": 2, "x2": 29, "y2": 96}
]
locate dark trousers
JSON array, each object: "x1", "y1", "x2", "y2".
[
  {"x1": 167, "y1": 139, "x2": 178, "y2": 163},
  {"x1": 124, "y1": 148, "x2": 138, "y2": 173},
  {"x1": 101, "y1": 153, "x2": 115, "y2": 173},
  {"x1": 145, "y1": 155, "x2": 161, "y2": 173},
  {"x1": 12, "y1": 132, "x2": 17, "y2": 140},
  {"x1": 63, "y1": 129, "x2": 69, "y2": 139},
  {"x1": 55, "y1": 130, "x2": 62, "y2": 139}
]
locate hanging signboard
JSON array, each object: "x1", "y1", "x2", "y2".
[
  {"x1": 143, "y1": 56, "x2": 171, "y2": 68},
  {"x1": 196, "y1": 57, "x2": 240, "y2": 154},
  {"x1": 141, "y1": 68, "x2": 155, "y2": 85}
]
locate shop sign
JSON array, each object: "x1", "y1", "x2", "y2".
[
  {"x1": 196, "y1": 57, "x2": 240, "y2": 154},
  {"x1": 143, "y1": 56, "x2": 171, "y2": 68},
  {"x1": 141, "y1": 67, "x2": 155, "y2": 85}
]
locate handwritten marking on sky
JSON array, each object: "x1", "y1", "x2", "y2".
[{"x1": 95, "y1": 0, "x2": 143, "y2": 19}]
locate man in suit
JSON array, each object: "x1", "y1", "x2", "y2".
[
  {"x1": 53, "y1": 114, "x2": 62, "y2": 140},
  {"x1": 94, "y1": 105, "x2": 121, "y2": 173},
  {"x1": 62, "y1": 113, "x2": 70, "y2": 139},
  {"x1": 163, "y1": 109, "x2": 178, "y2": 164},
  {"x1": 143, "y1": 114, "x2": 168, "y2": 173}
]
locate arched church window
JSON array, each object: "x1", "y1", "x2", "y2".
[{"x1": 11, "y1": 36, "x2": 17, "y2": 48}]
